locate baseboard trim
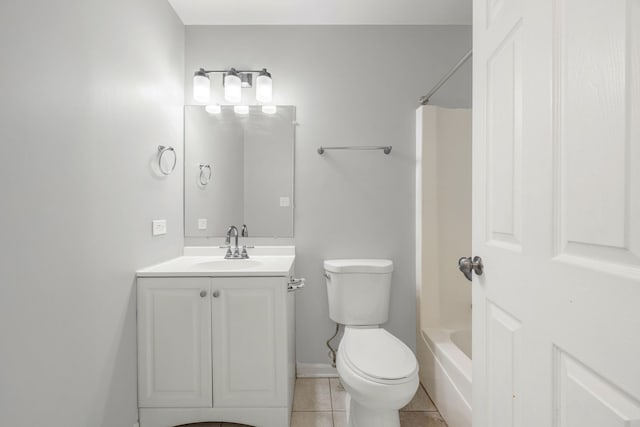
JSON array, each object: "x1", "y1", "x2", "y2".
[{"x1": 296, "y1": 362, "x2": 339, "y2": 378}]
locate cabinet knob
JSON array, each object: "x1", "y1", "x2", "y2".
[
  {"x1": 200, "y1": 290, "x2": 207, "y2": 298},
  {"x1": 212, "y1": 290, "x2": 220, "y2": 298}
]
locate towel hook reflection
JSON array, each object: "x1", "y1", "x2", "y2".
[{"x1": 199, "y1": 164, "x2": 212, "y2": 186}]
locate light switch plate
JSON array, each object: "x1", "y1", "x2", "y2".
[
  {"x1": 198, "y1": 218, "x2": 208, "y2": 230},
  {"x1": 280, "y1": 196, "x2": 290, "y2": 207},
  {"x1": 152, "y1": 220, "x2": 167, "y2": 236}
]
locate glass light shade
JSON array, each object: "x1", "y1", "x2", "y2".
[
  {"x1": 256, "y1": 73, "x2": 273, "y2": 103},
  {"x1": 234, "y1": 105, "x2": 249, "y2": 115},
  {"x1": 193, "y1": 72, "x2": 210, "y2": 103},
  {"x1": 224, "y1": 73, "x2": 242, "y2": 103},
  {"x1": 261, "y1": 105, "x2": 277, "y2": 115},
  {"x1": 205, "y1": 104, "x2": 221, "y2": 114}
]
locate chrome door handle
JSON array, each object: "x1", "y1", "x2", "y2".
[
  {"x1": 212, "y1": 290, "x2": 220, "y2": 298},
  {"x1": 458, "y1": 256, "x2": 484, "y2": 281},
  {"x1": 200, "y1": 290, "x2": 207, "y2": 298}
]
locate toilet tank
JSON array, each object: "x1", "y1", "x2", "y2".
[{"x1": 324, "y1": 259, "x2": 394, "y2": 326}]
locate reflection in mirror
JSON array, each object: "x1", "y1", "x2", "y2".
[{"x1": 184, "y1": 105, "x2": 295, "y2": 238}]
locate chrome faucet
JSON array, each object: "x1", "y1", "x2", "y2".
[
  {"x1": 225, "y1": 225, "x2": 240, "y2": 259},
  {"x1": 225, "y1": 225, "x2": 250, "y2": 259}
]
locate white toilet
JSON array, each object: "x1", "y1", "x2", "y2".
[{"x1": 324, "y1": 259, "x2": 419, "y2": 427}]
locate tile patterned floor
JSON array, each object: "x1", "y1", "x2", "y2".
[
  {"x1": 180, "y1": 378, "x2": 447, "y2": 427},
  {"x1": 291, "y1": 378, "x2": 447, "y2": 427}
]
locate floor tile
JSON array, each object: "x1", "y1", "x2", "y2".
[
  {"x1": 400, "y1": 411, "x2": 447, "y2": 427},
  {"x1": 290, "y1": 411, "x2": 333, "y2": 427},
  {"x1": 329, "y1": 378, "x2": 347, "y2": 411},
  {"x1": 293, "y1": 378, "x2": 332, "y2": 411},
  {"x1": 401, "y1": 384, "x2": 437, "y2": 412},
  {"x1": 332, "y1": 411, "x2": 347, "y2": 427}
]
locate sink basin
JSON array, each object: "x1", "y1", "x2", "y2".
[
  {"x1": 193, "y1": 259, "x2": 264, "y2": 270},
  {"x1": 136, "y1": 248, "x2": 295, "y2": 277}
]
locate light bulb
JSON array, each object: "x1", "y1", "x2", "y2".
[
  {"x1": 224, "y1": 69, "x2": 242, "y2": 103},
  {"x1": 261, "y1": 105, "x2": 277, "y2": 114},
  {"x1": 205, "y1": 104, "x2": 221, "y2": 114},
  {"x1": 234, "y1": 105, "x2": 249, "y2": 115},
  {"x1": 256, "y1": 69, "x2": 272, "y2": 103},
  {"x1": 193, "y1": 69, "x2": 210, "y2": 103}
]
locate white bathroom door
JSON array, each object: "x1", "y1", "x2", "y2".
[{"x1": 472, "y1": 0, "x2": 640, "y2": 426}]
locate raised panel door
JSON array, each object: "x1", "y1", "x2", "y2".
[
  {"x1": 138, "y1": 278, "x2": 212, "y2": 408},
  {"x1": 212, "y1": 277, "x2": 287, "y2": 408}
]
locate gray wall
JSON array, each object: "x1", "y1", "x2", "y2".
[
  {"x1": 0, "y1": 1, "x2": 184, "y2": 426},
  {"x1": 185, "y1": 26, "x2": 472, "y2": 363}
]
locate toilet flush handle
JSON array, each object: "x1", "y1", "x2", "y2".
[{"x1": 288, "y1": 277, "x2": 306, "y2": 292}]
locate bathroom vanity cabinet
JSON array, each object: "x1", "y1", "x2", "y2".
[{"x1": 136, "y1": 248, "x2": 297, "y2": 427}]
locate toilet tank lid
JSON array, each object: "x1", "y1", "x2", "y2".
[{"x1": 324, "y1": 259, "x2": 393, "y2": 273}]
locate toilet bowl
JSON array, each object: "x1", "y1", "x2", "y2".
[
  {"x1": 337, "y1": 327, "x2": 419, "y2": 427},
  {"x1": 324, "y1": 259, "x2": 419, "y2": 427}
]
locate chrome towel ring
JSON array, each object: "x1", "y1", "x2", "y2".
[
  {"x1": 199, "y1": 164, "x2": 212, "y2": 186},
  {"x1": 157, "y1": 145, "x2": 177, "y2": 175}
]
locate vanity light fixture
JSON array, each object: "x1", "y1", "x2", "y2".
[
  {"x1": 224, "y1": 68, "x2": 242, "y2": 103},
  {"x1": 193, "y1": 69, "x2": 211, "y2": 103},
  {"x1": 240, "y1": 73, "x2": 253, "y2": 88},
  {"x1": 255, "y1": 69, "x2": 273, "y2": 103},
  {"x1": 234, "y1": 105, "x2": 250, "y2": 115},
  {"x1": 193, "y1": 67, "x2": 273, "y2": 104},
  {"x1": 262, "y1": 105, "x2": 277, "y2": 114}
]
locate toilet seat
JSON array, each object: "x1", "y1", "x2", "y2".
[{"x1": 341, "y1": 328, "x2": 418, "y2": 385}]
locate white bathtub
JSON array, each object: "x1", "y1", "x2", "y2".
[{"x1": 417, "y1": 327, "x2": 472, "y2": 427}]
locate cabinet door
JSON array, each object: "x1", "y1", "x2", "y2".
[
  {"x1": 212, "y1": 277, "x2": 287, "y2": 407},
  {"x1": 138, "y1": 278, "x2": 212, "y2": 407}
]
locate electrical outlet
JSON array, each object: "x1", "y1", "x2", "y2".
[
  {"x1": 279, "y1": 196, "x2": 290, "y2": 207},
  {"x1": 198, "y1": 218, "x2": 208, "y2": 230},
  {"x1": 152, "y1": 219, "x2": 167, "y2": 236}
]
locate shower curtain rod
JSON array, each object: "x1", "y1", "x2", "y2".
[{"x1": 419, "y1": 50, "x2": 472, "y2": 106}]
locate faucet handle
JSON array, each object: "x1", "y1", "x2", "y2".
[
  {"x1": 241, "y1": 224, "x2": 248, "y2": 238},
  {"x1": 241, "y1": 246, "x2": 250, "y2": 259}
]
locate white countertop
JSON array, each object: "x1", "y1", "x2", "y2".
[{"x1": 137, "y1": 246, "x2": 295, "y2": 278}]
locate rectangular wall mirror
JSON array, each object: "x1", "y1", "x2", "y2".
[{"x1": 184, "y1": 105, "x2": 295, "y2": 238}]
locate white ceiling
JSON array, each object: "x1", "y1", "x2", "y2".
[{"x1": 167, "y1": 0, "x2": 472, "y2": 26}]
